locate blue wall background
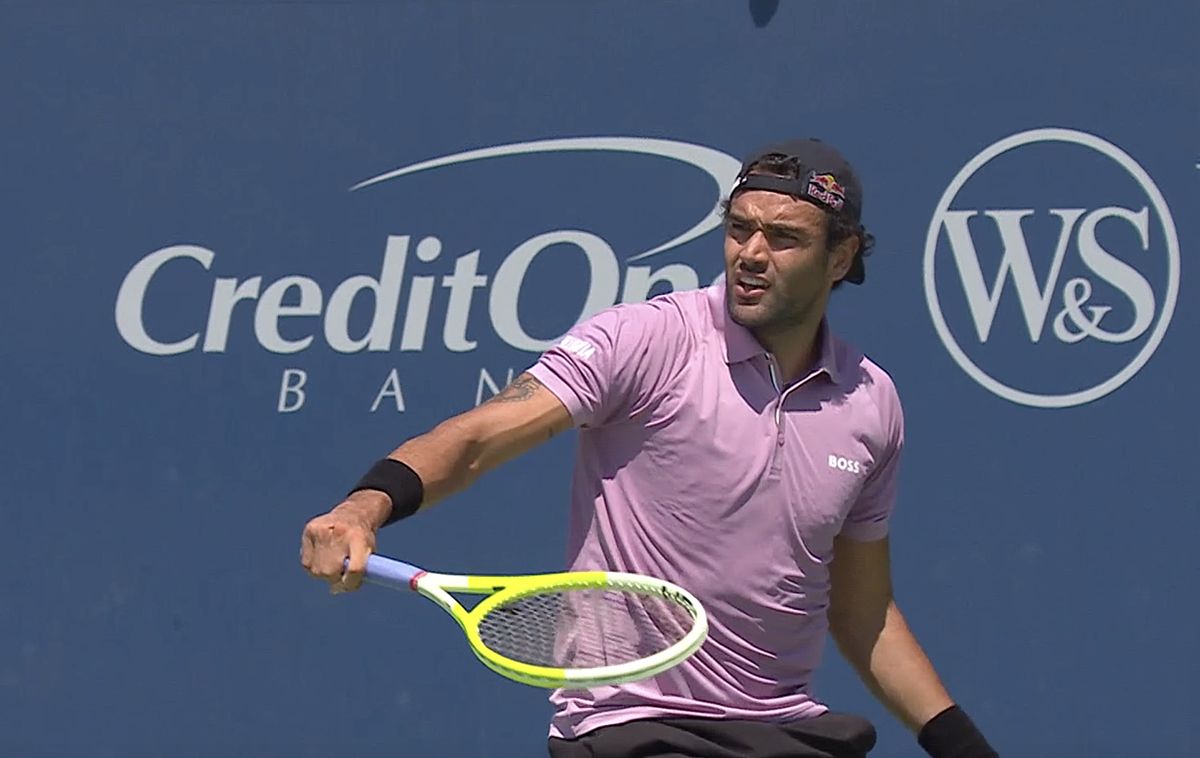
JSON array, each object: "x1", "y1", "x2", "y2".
[{"x1": 2, "y1": 2, "x2": 1196, "y2": 756}]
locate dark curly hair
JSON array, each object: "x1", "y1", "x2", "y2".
[{"x1": 722, "y1": 153, "x2": 875, "y2": 288}]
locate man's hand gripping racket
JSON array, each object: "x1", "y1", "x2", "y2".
[{"x1": 302, "y1": 498, "x2": 708, "y2": 688}]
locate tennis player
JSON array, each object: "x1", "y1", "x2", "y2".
[{"x1": 301, "y1": 138, "x2": 999, "y2": 758}]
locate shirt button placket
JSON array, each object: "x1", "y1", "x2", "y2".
[{"x1": 767, "y1": 356, "x2": 786, "y2": 475}]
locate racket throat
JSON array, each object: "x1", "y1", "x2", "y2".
[{"x1": 409, "y1": 570, "x2": 428, "y2": 591}]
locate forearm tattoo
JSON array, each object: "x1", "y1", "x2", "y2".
[{"x1": 489, "y1": 373, "x2": 542, "y2": 403}]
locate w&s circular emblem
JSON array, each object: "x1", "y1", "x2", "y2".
[{"x1": 923, "y1": 128, "x2": 1180, "y2": 408}]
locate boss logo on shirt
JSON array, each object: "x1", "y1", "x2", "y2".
[{"x1": 828, "y1": 455, "x2": 862, "y2": 474}]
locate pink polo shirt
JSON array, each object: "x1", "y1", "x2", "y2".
[{"x1": 526, "y1": 279, "x2": 904, "y2": 739}]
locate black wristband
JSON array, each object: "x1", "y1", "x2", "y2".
[
  {"x1": 918, "y1": 705, "x2": 998, "y2": 758},
  {"x1": 349, "y1": 458, "x2": 424, "y2": 526}
]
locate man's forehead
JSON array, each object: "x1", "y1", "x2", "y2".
[{"x1": 728, "y1": 189, "x2": 827, "y2": 228}]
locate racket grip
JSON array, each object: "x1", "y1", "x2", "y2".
[{"x1": 350, "y1": 554, "x2": 423, "y2": 591}]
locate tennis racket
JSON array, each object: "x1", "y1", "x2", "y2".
[{"x1": 353, "y1": 553, "x2": 708, "y2": 689}]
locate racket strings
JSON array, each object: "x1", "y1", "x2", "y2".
[{"x1": 477, "y1": 588, "x2": 694, "y2": 670}]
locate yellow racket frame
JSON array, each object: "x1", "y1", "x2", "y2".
[{"x1": 362, "y1": 555, "x2": 708, "y2": 689}]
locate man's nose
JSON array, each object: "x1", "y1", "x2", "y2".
[{"x1": 737, "y1": 231, "x2": 770, "y2": 271}]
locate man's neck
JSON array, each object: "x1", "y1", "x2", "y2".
[{"x1": 754, "y1": 317, "x2": 824, "y2": 385}]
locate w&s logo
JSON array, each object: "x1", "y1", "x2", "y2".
[{"x1": 923, "y1": 128, "x2": 1180, "y2": 408}]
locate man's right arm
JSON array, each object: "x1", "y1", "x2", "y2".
[{"x1": 300, "y1": 372, "x2": 573, "y2": 591}]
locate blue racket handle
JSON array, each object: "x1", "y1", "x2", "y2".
[{"x1": 343, "y1": 554, "x2": 424, "y2": 591}]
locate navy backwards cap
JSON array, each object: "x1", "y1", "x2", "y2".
[{"x1": 730, "y1": 138, "x2": 866, "y2": 284}]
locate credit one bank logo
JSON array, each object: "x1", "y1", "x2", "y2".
[
  {"x1": 115, "y1": 137, "x2": 739, "y2": 356},
  {"x1": 924, "y1": 128, "x2": 1180, "y2": 408},
  {"x1": 114, "y1": 136, "x2": 739, "y2": 412}
]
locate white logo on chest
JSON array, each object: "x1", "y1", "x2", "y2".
[{"x1": 828, "y1": 455, "x2": 862, "y2": 474}]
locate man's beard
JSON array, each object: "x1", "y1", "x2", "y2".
[{"x1": 726, "y1": 283, "x2": 813, "y2": 336}]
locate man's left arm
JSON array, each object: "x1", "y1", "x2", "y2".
[{"x1": 828, "y1": 534, "x2": 999, "y2": 757}]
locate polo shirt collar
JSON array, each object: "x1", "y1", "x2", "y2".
[{"x1": 706, "y1": 278, "x2": 842, "y2": 385}]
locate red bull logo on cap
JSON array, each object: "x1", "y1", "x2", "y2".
[{"x1": 805, "y1": 172, "x2": 846, "y2": 211}]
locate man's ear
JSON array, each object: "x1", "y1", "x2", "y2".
[{"x1": 828, "y1": 234, "x2": 860, "y2": 284}]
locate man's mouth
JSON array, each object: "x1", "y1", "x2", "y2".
[{"x1": 734, "y1": 275, "x2": 769, "y2": 300}]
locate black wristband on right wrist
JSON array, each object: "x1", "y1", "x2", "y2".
[
  {"x1": 349, "y1": 458, "x2": 424, "y2": 526},
  {"x1": 917, "y1": 705, "x2": 999, "y2": 758}
]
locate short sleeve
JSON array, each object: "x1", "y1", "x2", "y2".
[
  {"x1": 526, "y1": 299, "x2": 684, "y2": 429},
  {"x1": 839, "y1": 373, "x2": 905, "y2": 542}
]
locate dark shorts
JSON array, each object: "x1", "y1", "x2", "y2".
[{"x1": 547, "y1": 712, "x2": 877, "y2": 758}]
